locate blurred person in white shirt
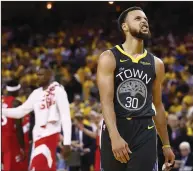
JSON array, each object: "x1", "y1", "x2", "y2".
[
  {"x1": 174, "y1": 142, "x2": 193, "y2": 171},
  {"x1": 2, "y1": 66, "x2": 72, "y2": 171}
]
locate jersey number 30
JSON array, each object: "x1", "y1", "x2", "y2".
[{"x1": 125, "y1": 97, "x2": 138, "y2": 109}]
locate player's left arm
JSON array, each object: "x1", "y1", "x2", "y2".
[
  {"x1": 152, "y1": 57, "x2": 175, "y2": 168},
  {"x1": 55, "y1": 86, "x2": 72, "y2": 145},
  {"x1": 55, "y1": 86, "x2": 72, "y2": 159},
  {"x1": 152, "y1": 57, "x2": 170, "y2": 146},
  {"x1": 13, "y1": 100, "x2": 25, "y2": 150}
]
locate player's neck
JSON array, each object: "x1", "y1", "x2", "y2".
[
  {"x1": 7, "y1": 92, "x2": 17, "y2": 97},
  {"x1": 43, "y1": 86, "x2": 48, "y2": 90},
  {"x1": 42, "y1": 80, "x2": 53, "y2": 90},
  {"x1": 42, "y1": 84, "x2": 50, "y2": 90},
  {"x1": 123, "y1": 37, "x2": 144, "y2": 55}
]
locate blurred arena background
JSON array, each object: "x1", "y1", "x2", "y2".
[{"x1": 1, "y1": 1, "x2": 193, "y2": 171}]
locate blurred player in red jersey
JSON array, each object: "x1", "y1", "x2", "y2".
[
  {"x1": 2, "y1": 67, "x2": 72, "y2": 171},
  {"x1": 1, "y1": 80, "x2": 27, "y2": 171}
]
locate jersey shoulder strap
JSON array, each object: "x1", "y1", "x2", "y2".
[
  {"x1": 110, "y1": 44, "x2": 123, "y2": 65},
  {"x1": 146, "y1": 52, "x2": 156, "y2": 78}
]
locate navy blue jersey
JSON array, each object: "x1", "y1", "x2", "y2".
[{"x1": 111, "y1": 44, "x2": 156, "y2": 118}]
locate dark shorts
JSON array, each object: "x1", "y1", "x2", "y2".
[{"x1": 100, "y1": 117, "x2": 158, "y2": 171}]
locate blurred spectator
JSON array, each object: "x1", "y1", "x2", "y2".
[
  {"x1": 65, "y1": 75, "x2": 82, "y2": 103},
  {"x1": 70, "y1": 95, "x2": 84, "y2": 118},
  {"x1": 57, "y1": 135, "x2": 69, "y2": 171},
  {"x1": 168, "y1": 115, "x2": 190, "y2": 153},
  {"x1": 174, "y1": 142, "x2": 193, "y2": 171},
  {"x1": 69, "y1": 114, "x2": 96, "y2": 171},
  {"x1": 83, "y1": 111, "x2": 103, "y2": 171},
  {"x1": 186, "y1": 107, "x2": 193, "y2": 143}
]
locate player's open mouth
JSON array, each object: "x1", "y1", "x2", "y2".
[
  {"x1": 141, "y1": 25, "x2": 148, "y2": 29},
  {"x1": 141, "y1": 25, "x2": 148, "y2": 32}
]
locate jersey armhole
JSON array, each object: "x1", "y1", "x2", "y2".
[{"x1": 151, "y1": 54, "x2": 157, "y2": 79}]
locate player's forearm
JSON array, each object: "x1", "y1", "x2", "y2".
[
  {"x1": 59, "y1": 100, "x2": 72, "y2": 145},
  {"x1": 101, "y1": 101, "x2": 119, "y2": 139},
  {"x1": 16, "y1": 131, "x2": 25, "y2": 149},
  {"x1": 15, "y1": 119, "x2": 25, "y2": 149},
  {"x1": 62, "y1": 118, "x2": 72, "y2": 145},
  {"x1": 2, "y1": 107, "x2": 27, "y2": 119},
  {"x1": 153, "y1": 104, "x2": 170, "y2": 145},
  {"x1": 56, "y1": 87, "x2": 72, "y2": 145}
]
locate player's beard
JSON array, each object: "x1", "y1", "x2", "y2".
[{"x1": 129, "y1": 27, "x2": 151, "y2": 40}]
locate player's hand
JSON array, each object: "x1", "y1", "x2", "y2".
[
  {"x1": 61, "y1": 145, "x2": 71, "y2": 160},
  {"x1": 163, "y1": 147, "x2": 175, "y2": 171},
  {"x1": 83, "y1": 148, "x2": 90, "y2": 153},
  {"x1": 20, "y1": 148, "x2": 26, "y2": 161},
  {"x1": 111, "y1": 134, "x2": 132, "y2": 163}
]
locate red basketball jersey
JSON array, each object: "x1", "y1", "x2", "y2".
[{"x1": 2, "y1": 96, "x2": 20, "y2": 152}]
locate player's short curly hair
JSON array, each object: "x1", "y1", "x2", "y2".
[
  {"x1": 6, "y1": 79, "x2": 20, "y2": 87},
  {"x1": 118, "y1": 6, "x2": 143, "y2": 32}
]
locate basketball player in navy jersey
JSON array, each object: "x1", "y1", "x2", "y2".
[{"x1": 97, "y1": 7, "x2": 175, "y2": 171}]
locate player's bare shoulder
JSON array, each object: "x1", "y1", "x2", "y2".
[
  {"x1": 97, "y1": 50, "x2": 116, "y2": 72},
  {"x1": 153, "y1": 56, "x2": 165, "y2": 71}
]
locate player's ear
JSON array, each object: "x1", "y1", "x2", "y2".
[{"x1": 122, "y1": 23, "x2": 128, "y2": 32}]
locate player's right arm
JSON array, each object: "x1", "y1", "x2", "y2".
[
  {"x1": 2, "y1": 91, "x2": 35, "y2": 119},
  {"x1": 97, "y1": 50, "x2": 118, "y2": 139},
  {"x1": 97, "y1": 50, "x2": 131, "y2": 163}
]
